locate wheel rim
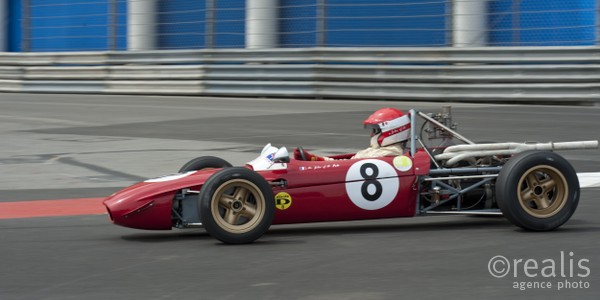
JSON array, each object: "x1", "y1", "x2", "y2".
[
  {"x1": 211, "y1": 179, "x2": 265, "y2": 234},
  {"x1": 517, "y1": 165, "x2": 568, "y2": 218}
]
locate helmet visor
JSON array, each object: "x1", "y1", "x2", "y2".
[{"x1": 364, "y1": 124, "x2": 382, "y2": 137}]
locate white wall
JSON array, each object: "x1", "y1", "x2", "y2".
[
  {"x1": 453, "y1": 0, "x2": 488, "y2": 47},
  {"x1": 0, "y1": 0, "x2": 7, "y2": 51},
  {"x1": 128, "y1": 0, "x2": 156, "y2": 50},
  {"x1": 246, "y1": 0, "x2": 278, "y2": 49}
]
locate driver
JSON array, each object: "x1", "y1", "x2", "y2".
[{"x1": 295, "y1": 108, "x2": 410, "y2": 160}]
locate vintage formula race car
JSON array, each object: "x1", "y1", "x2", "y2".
[{"x1": 103, "y1": 107, "x2": 598, "y2": 244}]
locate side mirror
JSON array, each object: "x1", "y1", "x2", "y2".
[{"x1": 273, "y1": 147, "x2": 290, "y2": 163}]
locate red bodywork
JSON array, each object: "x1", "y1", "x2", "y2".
[{"x1": 103, "y1": 151, "x2": 431, "y2": 230}]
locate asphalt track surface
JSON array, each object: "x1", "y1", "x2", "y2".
[{"x1": 1, "y1": 93, "x2": 599, "y2": 300}]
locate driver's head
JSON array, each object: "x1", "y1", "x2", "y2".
[{"x1": 363, "y1": 108, "x2": 410, "y2": 147}]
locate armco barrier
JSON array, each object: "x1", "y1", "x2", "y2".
[{"x1": 0, "y1": 47, "x2": 599, "y2": 103}]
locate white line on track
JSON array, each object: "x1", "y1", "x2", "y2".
[{"x1": 578, "y1": 172, "x2": 600, "y2": 188}]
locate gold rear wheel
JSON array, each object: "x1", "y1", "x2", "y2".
[
  {"x1": 496, "y1": 151, "x2": 579, "y2": 231},
  {"x1": 517, "y1": 165, "x2": 568, "y2": 218}
]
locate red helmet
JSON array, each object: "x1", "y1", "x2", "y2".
[{"x1": 363, "y1": 108, "x2": 410, "y2": 147}]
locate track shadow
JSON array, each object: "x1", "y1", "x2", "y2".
[
  {"x1": 120, "y1": 230, "x2": 209, "y2": 243},
  {"x1": 118, "y1": 217, "x2": 512, "y2": 244},
  {"x1": 116, "y1": 217, "x2": 598, "y2": 244},
  {"x1": 267, "y1": 217, "x2": 512, "y2": 237}
]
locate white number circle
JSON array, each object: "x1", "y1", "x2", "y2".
[{"x1": 345, "y1": 159, "x2": 399, "y2": 210}]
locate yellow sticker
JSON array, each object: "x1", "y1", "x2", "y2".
[
  {"x1": 393, "y1": 155, "x2": 413, "y2": 172},
  {"x1": 275, "y1": 192, "x2": 292, "y2": 210}
]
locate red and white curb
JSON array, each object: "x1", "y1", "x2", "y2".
[{"x1": 0, "y1": 198, "x2": 105, "y2": 219}]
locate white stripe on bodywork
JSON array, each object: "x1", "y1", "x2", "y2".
[{"x1": 578, "y1": 172, "x2": 600, "y2": 189}]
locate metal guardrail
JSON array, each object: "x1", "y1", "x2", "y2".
[
  {"x1": 3, "y1": 64, "x2": 600, "y2": 83},
  {"x1": 2, "y1": 47, "x2": 600, "y2": 65},
  {"x1": 1, "y1": 47, "x2": 599, "y2": 103}
]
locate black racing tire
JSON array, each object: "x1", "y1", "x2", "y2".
[
  {"x1": 198, "y1": 167, "x2": 275, "y2": 244},
  {"x1": 179, "y1": 156, "x2": 232, "y2": 173},
  {"x1": 496, "y1": 151, "x2": 579, "y2": 231}
]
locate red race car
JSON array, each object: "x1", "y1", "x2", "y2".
[{"x1": 103, "y1": 107, "x2": 598, "y2": 244}]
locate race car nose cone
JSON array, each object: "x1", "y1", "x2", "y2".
[
  {"x1": 103, "y1": 192, "x2": 174, "y2": 230},
  {"x1": 105, "y1": 205, "x2": 114, "y2": 221}
]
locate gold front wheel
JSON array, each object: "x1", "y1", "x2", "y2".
[
  {"x1": 211, "y1": 179, "x2": 266, "y2": 234},
  {"x1": 199, "y1": 167, "x2": 275, "y2": 244}
]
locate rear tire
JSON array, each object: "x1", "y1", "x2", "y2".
[
  {"x1": 496, "y1": 151, "x2": 579, "y2": 231},
  {"x1": 198, "y1": 167, "x2": 275, "y2": 244},
  {"x1": 179, "y1": 156, "x2": 232, "y2": 172}
]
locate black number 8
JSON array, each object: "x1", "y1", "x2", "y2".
[{"x1": 360, "y1": 163, "x2": 382, "y2": 201}]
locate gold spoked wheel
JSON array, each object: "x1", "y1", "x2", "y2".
[
  {"x1": 211, "y1": 179, "x2": 266, "y2": 234},
  {"x1": 517, "y1": 165, "x2": 568, "y2": 218},
  {"x1": 496, "y1": 151, "x2": 579, "y2": 231},
  {"x1": 200, "y1": 167, "x2": 275, "y2": 244}
]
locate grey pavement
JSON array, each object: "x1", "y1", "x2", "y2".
[{"x1": 0, "y1": 93, "x2": 599, "y2": 299}]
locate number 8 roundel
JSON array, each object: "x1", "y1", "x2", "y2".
[{"x1": 345, "y1": 159, "x2": 399, "y2": 210}]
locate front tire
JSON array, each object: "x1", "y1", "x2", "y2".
[
  {"x1": 179, "y1": 156, "x2": 232, "y2": 172},
  {"x1": 496, "y1": 151, "x2": 579, "y2": 231},
  {"x1": 198, "y1": 167, "x2": 275, "y2": 244}
]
